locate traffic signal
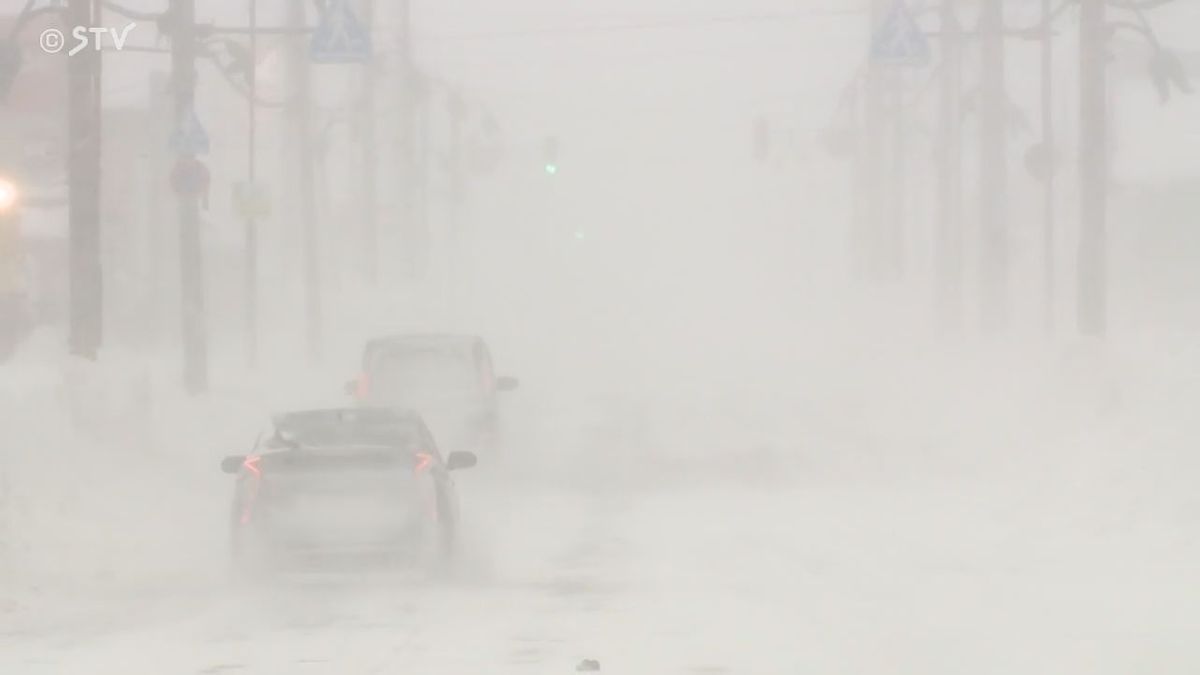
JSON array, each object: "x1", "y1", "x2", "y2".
[{"x1": 542, "y1": 136, "x2": 559, "y2": 175}]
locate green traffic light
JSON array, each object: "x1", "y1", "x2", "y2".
[{"x1": 544, "y1": 163, "x2": 558, "y2": 175}]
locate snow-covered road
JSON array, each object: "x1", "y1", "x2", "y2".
[
  {"x1": 4, "y1": 340, "x2": 1199, "y2": 674},
  {"x1": 4, "y1": 473, "x2": 1198, "y2": 675}
]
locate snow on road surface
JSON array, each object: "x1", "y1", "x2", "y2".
[
  {"x1": 3, "y1": 337, "x2": 1199, "y2": 674},
  {"x1": 5, "y1": 480, "x2": 1198, "y2": 674}
]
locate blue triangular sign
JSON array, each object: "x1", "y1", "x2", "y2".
[
  {"x1": 310, "y1": 0, "x2": 372, "y2": 64},
  {"x1": 870, "y1": 1, "x2": 930, "y2": 66},
  {"x1": 169, "y1": 105, "x2": 210, "y2": 155}
]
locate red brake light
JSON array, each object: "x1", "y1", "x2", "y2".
[
  {"x1": 355, "y1": 373, "x2": 370, "y2": 400},
  {"x1": 414, "y1": 452, "x2": 432, "y2": 473},
  {"x1": 243, "y1": 455, "x2": 262, "y2": 477},
  {"x1": 414, "y1": 452, "x2": 438, "y2": 521},
  {"x1": 240, "y1": 457, "x2": 263, "y2": 524}
]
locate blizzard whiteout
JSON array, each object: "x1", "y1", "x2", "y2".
[{"x1": 0, "y1": 0, "x2": 1198, "y2": 673}]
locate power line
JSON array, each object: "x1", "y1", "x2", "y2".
[{"x1": 412, "y1": 8, "x2": 869, "y2": 42}]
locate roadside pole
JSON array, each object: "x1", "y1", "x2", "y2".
[
  {"x1": 866, "y1": 0, "x2": 928, "y2": 286},
  {"x1": 67, "y1": 0, "x2": 103, "y2": 359},
  {"x1": 146, "y1": 72, "x2": 170, "y2": 344},
  {"x1": 1040, "y1": 0, "x2": 1056, "y2": 333},
  {"x1": 396, "y1": 0, "x2": 421, "y2": 279},
  {"x1": 978, "y1": 0, "x2": 1009, "y2": 333},
  {"x1": 290, "y1": 0, "x2": 321, "y2": 360},
  {"x1": 413, "y1": 86, "x2": 430, "y2": 280},
  {"x1": 1078, "y1": 0, "x2": 1107, "y2": 336},
  {"x1": 447, "y1": 90, "x2": 465, "y2": 241},
  {"x1": 863, "y1": 0, "x2": 887, "y2": 282},
  {"x1": 245, "y1": 0, "x2": 260, "y2": 364},
  {"x1": 359, "y1": 0, "x2": 378, "y2": 285},
  {"x1": 885, "y1": 69, "x2": 905, "y2": 282},
  {"x1": 169, "y1": 0, "x2": 208, "y2": 393},
  {"x1": 935, "y1": 0, "x2": 964, "y2": 329}
]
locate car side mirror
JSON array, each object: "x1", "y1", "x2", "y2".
[
  {"x1": 495, "y1": 375, "x2": 519, "y2": 392},
  {"x1": 445, "y1": 451, "x2": 478, "y2": 471},
  {"x1": 220, "y1": 455, "x2": 246, "y2": 474}
]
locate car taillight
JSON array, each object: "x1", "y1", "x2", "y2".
[
  {"x1": 243, "y1": 455, "x2": 262, "y2": 476},
  {"x1": 414, "y1": 452, "x2": 432, "y2": 473},
  {"x1": 414, "y1": 452, "x2": 437, "y2": 522},
  {"x1": 240, "y1": 456, "x2": 263, "y2": 524}
]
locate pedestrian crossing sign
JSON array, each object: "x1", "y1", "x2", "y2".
[
  {"x1": 871, "y1": 1, "x2": 930, "y2": 66},
  {"x1": 169, "y1": 105, "x2": 210, "y2": 156},
  {"x1": 310, "y1": 0, "x2": 372, "y2": 64}
]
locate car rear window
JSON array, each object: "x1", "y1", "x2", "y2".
[
  {"x1": 259, "y1": 450, "x2": 418, "y2": 497},
  {"x1": 270, "y1": 409, "x2": 423, "y2": 450},
  {"x1": 368, "y1": 347, "x2": 482, "y2": 399}
]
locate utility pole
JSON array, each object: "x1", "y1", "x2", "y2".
[
  {"x1": 978, "y1": 0, "x2": 1008, "y2": 332},
  {"x1": 935, "y1": 0, "x2": 963, "y2": 329},
  {"x1": 147, "y1": 71, "x2": 170, "y2": 344},
  {"x1": 862, "y1": 0, "x2": 887, "y2": 283},
  {"x1": 244, "y1": 0, "x2": 259, "y2": 364},
  {"x1": 395, "y1": 0, "x2": 422, "y2": 280},
  {"x1": 846, "y1": 76, "x2": 868, "y2": 281},
  {"x1": 67, "y1": 0, "x2": 102, "y2": 359},
  {"x1": 402, "y1": 0, "x2": 434, "y2": 281},
  {"x1": 1078, "y1": 0, "x2": 1107, "y2": 336},
  {"x1": 169, "y1": 0, "x2": 208, "y2": 393},
  {"x1": 885, "y1": 69, "x2": 905, "y2": 282},
  {"x1": 359, "y1": 0, "x2": 378, "y2": 285},
  {"x1": 1040, "y1": 0, "x2": 1056, "y2": 333},
  {"x1": 288, "y1": 0, "x2": 321, "y2": 359},
  {"x1": 413, "y1": 86, "x2": 430, "y2": 280},
  {"x1": 447, "y1": 89, "x2": 465, "y2": 244}
]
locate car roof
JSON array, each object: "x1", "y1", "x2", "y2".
[
  {"x1": 271, "y1": 407, "x2": 423, "y2": 427},
  {"x1": 364, "y1": 333, "x2": 483, "y2": 353},
  {"x1": 264, "y1": 408, "x2": 428, "y2": 452}
]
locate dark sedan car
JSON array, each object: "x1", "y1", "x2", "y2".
[{"x1": 220, "y1": 407, "x2": 476, "y2": 574}]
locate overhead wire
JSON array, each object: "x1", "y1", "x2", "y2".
[{"x1": 408, "y1": 7, "x2": 869, "y2": 42}]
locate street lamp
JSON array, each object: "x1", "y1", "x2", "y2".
[{"x1": 0, "y1": 177, "x2": 19, "y2": 214}]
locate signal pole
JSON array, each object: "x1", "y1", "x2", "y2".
[
  {"x1": 146, "y1": 71, "x2": 170, "y2": 344},
  {"x1": 447, "y1": 89, "x2": 465, "y2": 242},
  {"x1": 862, "y1": 0, "x2": 887, "y2": 282},
  {"x1": 1078, "y1": 0, "x2": 1107, "y2": 336},
  {"x1": 398, "y1": 0, "x2": 431, "y2": 280},
  {"x1": 170, "y1": 0, "x2": 208, "y2": 393},
  {"x1": 413, "y1": 87, "x2": 430, "y2": 280},
  {"x1": 1040, "y1": 0, "x2": 1056, "y2": 333},
  {"x1": 287, "y1": 0, "x2": 321, "y2": 359},
  {"x1": 848, "y1": 77, "x2": 868, "y2": 281},
  {"x1": 935, "y1": 0, "x2": 963, "y2": 329},
  {"x1": 359, "y1": 0, "x2": 378, "y2": 285},
  {"x1": 885, "y1": 69, "x2": 905, "y2": 282},
  {"x1": 67, "y1": 0, "x2": 103, "y2": 359},
  {"x1": 978, "y1": 0, "x2": 1009, "y2": 333},
  {"x1": 245, "y1": 0, "x2": 259, "y2": 364}
]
